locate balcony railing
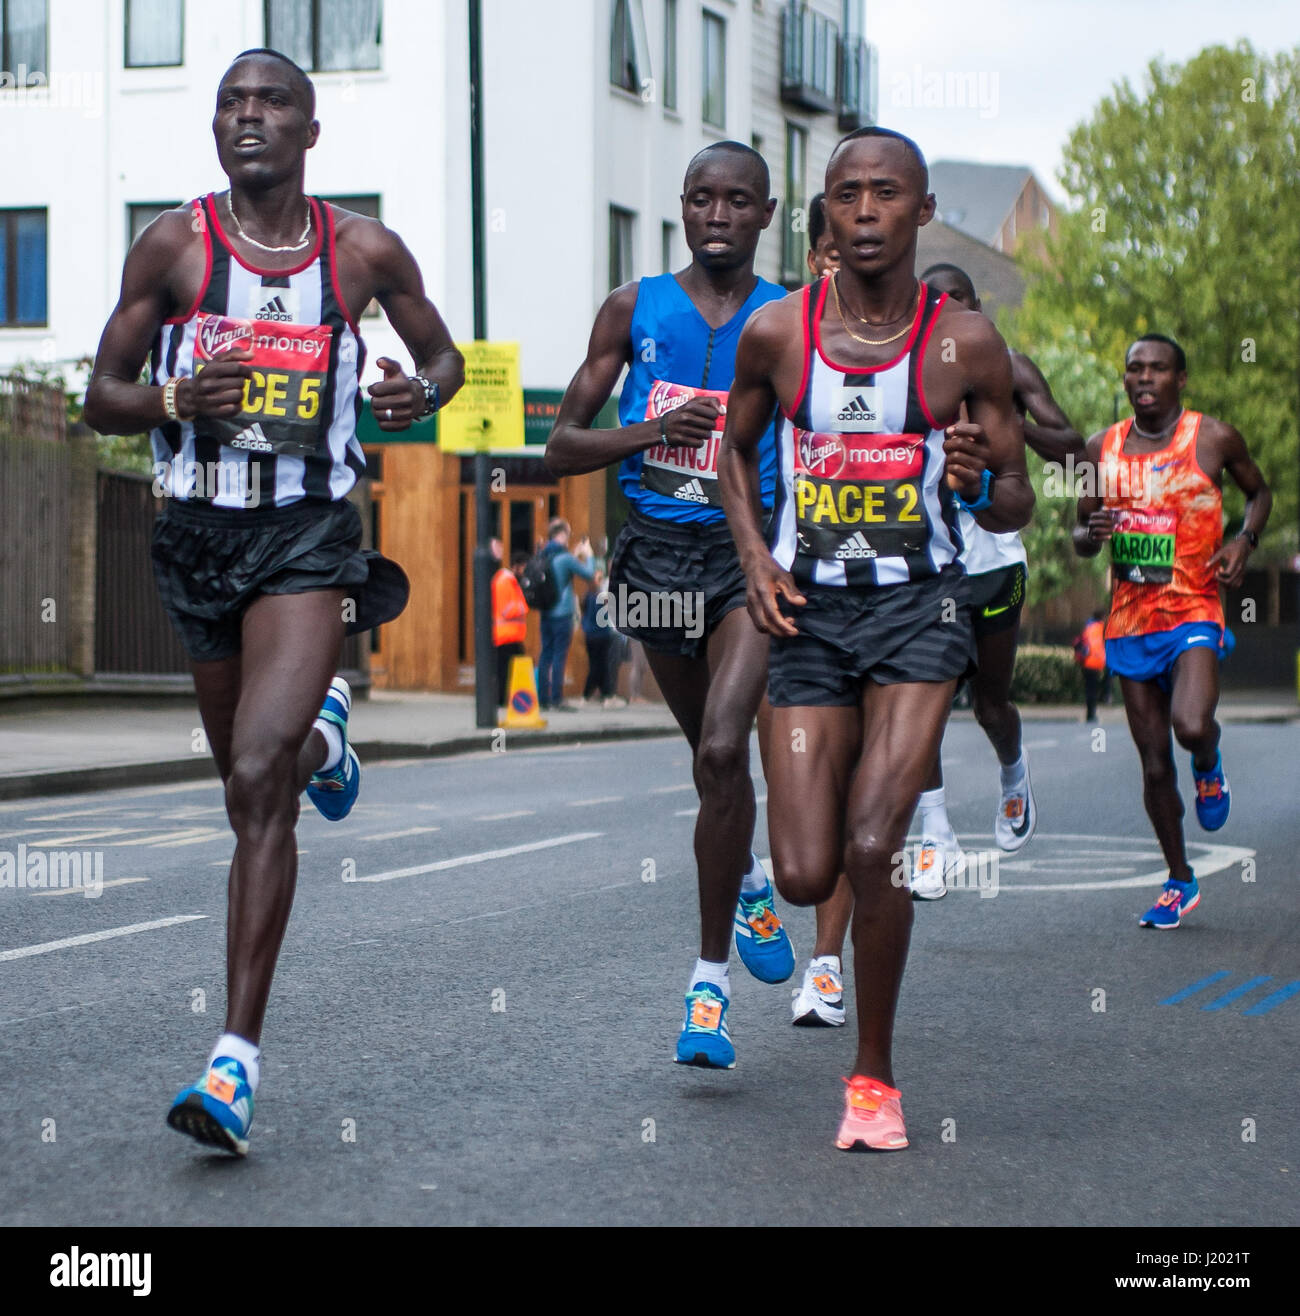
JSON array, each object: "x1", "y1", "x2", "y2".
[
  {"x1": 781, "y1": 3, "x2": 838, "y2": 114},
  {"x1": 839, "y1": 36, "x2": 878, "y2": 131}
]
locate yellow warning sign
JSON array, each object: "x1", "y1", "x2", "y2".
[{"x1": 437, "y1": 340, "x2": 525, "y2": 451}]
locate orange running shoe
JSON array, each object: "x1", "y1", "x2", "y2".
[{"x1": 835, "y1": 1075, "x2": 909, "y2": 1152}]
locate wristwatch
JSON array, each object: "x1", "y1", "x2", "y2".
[
  {"x1": 1237, "y1": 528, "x2": 1258, "y2": 549},
  {"x1": 413, "y1": 374, "x2": 440, "y2": 416},
  {"x1": 955, "y1": 467, "x2": 994, "y2": 513}
]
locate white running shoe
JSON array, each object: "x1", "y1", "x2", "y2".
[
  {"x1": 791, "y1": 956, "x2": 845, "y2": 1027},
  {"x1": 909, "y1": 838, "x2": 960, "y2": 900},
  {"x1": 994, "y1": 755, "x2": 1037, "y2": 851}
]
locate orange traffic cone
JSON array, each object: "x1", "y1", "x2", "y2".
[{"x1": 501, "y1": 655, "x2": 547, "y2": 729}]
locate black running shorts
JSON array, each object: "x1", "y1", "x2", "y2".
[
  {"x1": 969, "y1": 562, "x2": 1027, "y2": 638},
  {"x1": 606, "y1": 508, "x2": 751, "y2": 659},
  {"x1": 151, "y1": 497, "x2": 409, "y2": 664},
  {"x1": 767, "y1": 563, "x2": 975, "y2": 707}
]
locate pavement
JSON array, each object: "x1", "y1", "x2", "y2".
[
  {"x1": 0, "y1": 686, "x2": 1295, "y2": 801},
  {"x1": 0, "y1": 724, "x2": 1295, "y2": 1230}
]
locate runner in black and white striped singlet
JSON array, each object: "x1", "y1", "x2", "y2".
[
  {"x1": 84, "y1": 48, "x2": 464, "y2": 1159},
  {"x1": 149, "y1": 191, "x2": 366, "y2": 508},
  {"x1": 719, "y1": 127, "x2": 1033, "y2": 1153}
]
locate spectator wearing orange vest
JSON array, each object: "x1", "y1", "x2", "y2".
[
  {"x1": 492, "y1": 540, "x2": 529, "y2": 707},
  {"x1": 1073, "y1": 610, "x2": 1110, "y2": 722}
]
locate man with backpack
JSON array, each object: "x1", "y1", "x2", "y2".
[{"x1": 533, "y1": 518, "x2": 595, "y2": 711}]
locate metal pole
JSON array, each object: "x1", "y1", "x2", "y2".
[{"x1": 469, "y1": 0, "x2": 496, "y2": 729}]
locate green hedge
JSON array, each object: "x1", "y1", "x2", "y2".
[{"x1": 1009, "y1": 644, "x2": 1082, "y2": 704}]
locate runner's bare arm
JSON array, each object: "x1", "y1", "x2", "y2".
[
  {"x1": 1072, "y1": 431, "x2": 1111, "y2": 557},
  {"x1": 949, "y1": 317, "x2": 1034, "y2": 534},
  {"x1": 83, "y1": 211, "x2": 253, "y2": 435},
  {"x1": 546, "y1": 284, "x2": 716, "y2": 477},
  {"x1": 1012, "y1": 352, "x2": 1085, "y2": 463},
  {"x1": 720, "y1": 305, "x2": 804, "y2": 637},
  {"x1": 1205, "y1": 420, "x2": 1271, "y2": 588},
  {"x1": 354, "y1": 218, "x2": 464, "y2": 427}
]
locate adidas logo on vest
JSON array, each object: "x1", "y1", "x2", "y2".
[
  {"x1": 835, "y1": 530, "x2": 878, "y2": 560},
  {"x1": 836, "y1": 394, "x2": 879, "y2": 424},
  {"x1": 672, "y1": 478, "x2": 710, "y2": 504},
  {"x1": 230, "y1": 422, "x2": 274, "y2": 452}
]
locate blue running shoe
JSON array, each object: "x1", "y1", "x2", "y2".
[
  {"x1": 166, "y1": 1057, "x2": 254, "y2": 1156},
  {"x1": 734, "y1": 868, "x2": 795, "y2": 984},
  {"x1": 1138, "y1": 873, "x2": 1200, "y2": 929},
  {"x1": 674, "y1": 983, "x2": 735, "y2": 1069},
  {"x1": 307, "y1": 677, "x2": 360, "y2": 821},
  {"x1": 1192, "y1": 753, "x2": 1230, "y2": 831}
]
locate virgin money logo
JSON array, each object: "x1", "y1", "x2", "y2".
[
  {"x1": 198, "y1": 317, "x2": 252, "y2": 358},
  {"x1": 798, "y1": 430, "x2": 845, "y2": 478},
  {"x1": 648, "y1": 381, "x2": 694, "y2": 420}
]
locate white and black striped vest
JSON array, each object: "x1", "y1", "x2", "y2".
[
  {"x1": 769, "y1": 278, "x2": 962, "y2": 587},
  {"x1": 149, "y1": 193, "x2": 366, "y2": 508}
]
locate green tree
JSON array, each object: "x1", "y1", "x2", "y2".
[{"x1": 1006, "y1": 41, "x2": 1299, "y2": 563}]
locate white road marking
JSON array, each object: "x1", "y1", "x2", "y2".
[
  {"x1": 23, "y1": 828, "x2": 138, "y2": 845},
  {"x1": 350, "y1": 832, "x2": 602, "y2": 884},
  {"x1": 568, "y1": 797, "x2": 624, "y2": 807},
  {"x1": 1023, "y1": 739, "x2": 1059, "y2": 749},
  {"x1": 474, "y1": 810, "x2": 535, "y2": 821},
  {"x1": 442, "y1": 880, "x2": 633, "y2": 926},
  {"x1": 23, "y1": 805, "x2": 126, "y2": 821},
  {"x1": 674, "y1": 806, "x2": 698, "y2": 816},
  {"x1": 649, "y1": 784, "x2": 695, "y2": 795},
  {"x1": 360, "y1": 826, "x2": 442, "y2": 841},
  {"x1": 150, "y1": 829, "x2": 228, "y2": 848},
  {"x1": 0, "y1": 915, "x2": 208, "y2": 963},
  {"x1": 103, "y1": 827, "x2": 217, "y2": 846},
  {"x1": 33, "y1": 878, "x2": 149, "y2": 898}
]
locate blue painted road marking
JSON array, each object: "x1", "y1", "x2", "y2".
[
  {"x1": 1202, "y1": 976, "x2": 1272, "y2": 1011},
  {"x1": 1242, "y1": 980, "x2": 1300, "y2": 1017},
  {"x1": 1159, "y1": 971, "x2": 1231, "y2": 1005}
]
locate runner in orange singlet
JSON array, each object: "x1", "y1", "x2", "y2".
[{"x1": 1073, "y1": 334, "x2": 1270, "y2": 929}]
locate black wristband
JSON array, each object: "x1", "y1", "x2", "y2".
[
  {"x1": 1238, "y1": 528, "x2": 1258, "y2": 549},
  {"x1": 659, "y1": 414, "x2": 667, "y2": 441}
]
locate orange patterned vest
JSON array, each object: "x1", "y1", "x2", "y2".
[{"x1": 1101, "y1": 411, "x2": 1223, "y2": 640}]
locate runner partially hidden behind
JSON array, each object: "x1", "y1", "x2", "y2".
[
  {"x1": 721, "y1": 127, "x2": 1033, "y2": 1147},
  {"x1": 1074, "y1": 334, "x2": 1269, "y2": 929},
  {"x1": 83, "y1": 48, "x2": 463, "y2": 1154},
  {"x1": 547, "y1": 143, "x2": 795, "y2": 1070}
]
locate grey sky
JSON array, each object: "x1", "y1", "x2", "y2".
[{"x1": 865, "y1": 0, "x2": 1300, "y2": 204}]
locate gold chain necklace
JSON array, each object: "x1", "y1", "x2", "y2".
[
  {"x1": 830, "y1": 273, "x2": 919, "y2": 347},
  {"x1": 226, "y1": 192, "x2": 313, "y2": 254}
]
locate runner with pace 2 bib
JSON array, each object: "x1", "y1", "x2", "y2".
[
  {"x1": 1073, "y1": 334, "x2": 1270, "y2": 930},
  {"x1": 547, "y1": 143, "x2": 795, "y2": 1070},
  {"x1": 84, "y1": 49, "x2": 463, "y2": 1156},
  {"x1": 720, "y1": 128, "x2": 1033, "y2": 1149}
]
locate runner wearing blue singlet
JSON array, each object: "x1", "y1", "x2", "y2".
[{"x1": 547, "y1": 143, "x2": 795, "y2": 1070}]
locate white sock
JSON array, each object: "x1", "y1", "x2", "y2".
[
  {"x1": 809, "y1": 954, "x2": 841, "y2": 972},
  {"x1": 917, "y1": 788, "x2": 955, "y2": 843},
  {"x1": 689, "y1": 958, "x2": 730, "y2": 996},
  {"x1": 208, "y1": 1032, "x2": 260, "y2": 1093},
  {"x1": 313, "y1": 718, "x2": 343, "y2": 774},
  {"x1": 1000, "y1": 752, "x2": 1027, "y2": 791},
  {"x1": 739, "y1": 854, "x2": 768, "y2": 896}
]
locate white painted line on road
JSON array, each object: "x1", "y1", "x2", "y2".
[
  {"x1": 104, "y1": 827, "x2": 215, "y2": 846},
  {"x1": 0, "y1": 915, "x2": 208, "y2": 963},
  {"x1": 350, "y1": 832, "x2": 603, "y2": 884},
  {"x1": 649, "y1": 784, "x2": 694, "y2": 794},
  {"x1": 474, "y1": 810, "x2": 535, "y2": 821},
  {"x1": 151, "y1": 830, "x2": 228, "y2": 848},
  {"x1": 0, "y1": 1001, "x2": 96, "y2": 1027},
  {"x1": 361, "y1": 826, "x2": 442, "y2": 841},
  {"x1": 567, "y1": 796, "x2": 623, "y2": 807},
  {"x1": 24, "y1": 806, "x2": 125, "y2": 821},
  {"x1": 674, "y1": 806, "x2": 697, "y2": 816},
  {"x1": 23, "y1": 828, "x2": 138, "y2": 846},
  {"x1": 33, "y1": 878, "x2": 149, "y2": 898},
  {"x1": 1023, "y1": 739, "x2": 1060, "y2": 749}
]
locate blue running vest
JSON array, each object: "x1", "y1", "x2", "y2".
[{"x1": 618, "y1": 272, "x2": 785, "y2": 525}]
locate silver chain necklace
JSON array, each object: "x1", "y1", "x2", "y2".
[
  {"x1": 225, "y1": 192, "x2": 312, "y2": 254},
  {"x1": 1131, "y1": 408, "x2": 1184, "y2": 440}
]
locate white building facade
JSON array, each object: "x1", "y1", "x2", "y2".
[{"x1": 0, "y1": 0, "x2": 875, "y2": 394}]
